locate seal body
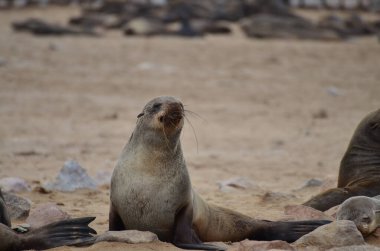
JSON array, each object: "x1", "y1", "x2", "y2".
[
  {"x1": 0, "y1": 189, "x2": 96, "y2": 251},
  {"x1": 336, "y1": 196, "x2": 380, "y2": 236},
  {"x1": 110, "y1": 96, "x2": 329, "y2": 250},
  {"x1": 303, "y1": 109, "x2": 380, "y2": 211}
]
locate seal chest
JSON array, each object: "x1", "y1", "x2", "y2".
[{"x1": 110, "y1": 96, "x2": 191, "y2": 241}]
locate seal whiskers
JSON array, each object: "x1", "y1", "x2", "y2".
[{"x1": 110, "y1": 96, "x2": 330, "y2": 250}]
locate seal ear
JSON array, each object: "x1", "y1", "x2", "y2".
[
  {"x1": 375, "y1": 210, "x2": 380, "y2": 222},
  {"x1": 137, "y1": 113, "x2": 144, "y2": 118}
]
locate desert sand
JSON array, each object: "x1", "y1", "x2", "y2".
[{"x1": 0, "y1": 6, "x2": 379, "y2": 250}]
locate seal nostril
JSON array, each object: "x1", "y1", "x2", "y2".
[{"x1": 159, "y1": 116, "x2": 164, "y2": 123}]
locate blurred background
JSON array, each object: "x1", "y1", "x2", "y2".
[{"x1": 0, "y1": 1, "x2": 379, "y2": 250}]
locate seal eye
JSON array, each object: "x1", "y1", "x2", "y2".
[
  {"x1": 362, "y1": 216, "x2": 371, "y2": 223},
  {"x1": 137, "y1": 113, "x2": 144, "y2": 118},
  {"x1": 151, "y1": 103, "x2": 162, "y2": 112}
]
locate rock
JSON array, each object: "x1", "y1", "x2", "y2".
[
  {"x1": 261, "y1": 191, "x2": 296, "y2": 202},
  {"x1": 284, "y1": 205, "x2": 334, "y2": 221},
  {"x1": 95, "y1": 230, "x2": 158, "y2": 244},
  {"x1": 326, "y1": 86, "x2": 343, "y2": 97},
  {"x1": 217, "y1": 177, "x2": 259, "y2": 192},
  {"x1": 293, "y1": 220, "x2": 365, "y2": 249},
  {"x1": 26, "y1": 203, "x2": 70, "y2": 228},
  {"x1": 3, "y1": 192, "x2": 31, "y2": 220},
  {"x1": 302, "y1": 178, "x2": 324, "y2": 188},
  {"x1": 43, "y1": 160, "x2": 97, "y2": 192},
  {"x1": 328, "y1": 246, "x2": 380, "y2": 251},
  {"x1": 0, "y1": 177, "x2": 30, "y2": 193},
  {"x1": 230, "y1": 239, "x2": 293, "y2": 251},
  {"x1": 240, "y1": 14, "x2": 342, "y2": 40}
]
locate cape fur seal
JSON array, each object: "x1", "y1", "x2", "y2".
[
  {"x1": 109, "y1": 96, "x2": 329, "y2": 250},
  {"x1": 336, "y1": 195, "x2": 380, "y2": 236},
  {"x1": 303, "y1": 109, "x2": 380, "y2": 211},
  {"x1": 0, "y1": 188, "x2": 96, "y2": 251}
]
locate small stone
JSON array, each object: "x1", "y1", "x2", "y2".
[
  {"x1": 3, "y1": 192, "x2": 31, "y2": 220},
  {"x1": 217, "y1": 177, "x2": 259, "y2": 192},
  {"x1": 284, "y1": 205, "x2": 334, "y2": 221},
  {"x1": 326, "y1": 86, "x2": 342, "y2": 97},
  {"x1": 43, "y1": 160, "x2": 97, "y2": 192},
  {"x1": 313, "y1": 109, "x2": 328, "y2": 119},
  {"x1": 0, "y1": 58, "x2": 7, "y2": 67},
  {"x1": 0, "y1": 177, "x2": 30, "y2": 193},
  {"x1": 261, "y1": 191, "x2": 296, "y2": 202},
  {"x1": 231, "y1": 239, "x2": 293, "y2": 251},
  {"x1": 95, "y1": 230, "x2": 158, "y2": 244},
  {"x1": 293, "y1": 220, "x2": 365, "y2": 249},
  {"x1": 302, "y1": 178, "x2": 323, "y2": 188},
  {"x1": 26, "y1": 203, "x2": 70, "y2": 228}
]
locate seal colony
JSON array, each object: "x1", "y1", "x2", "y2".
[
  {"x1": 336, "y1": 195, "x2": 380, "y2": 237},
  {"x1": 110, "y1": 96, "x2": 330, "y2": 250},
  {"x1": 303, "y1": 109, "x2": 380, "y2": 211},
  {"x1": 0, "y1": 188, "x2": 97, "y2": 251}
]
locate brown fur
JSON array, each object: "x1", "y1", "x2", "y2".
[
  {"x1": 109, "y1": 96, "x2": 329, "y2": 250},
  {"x1": 303, "y1": 109, "x2": 380, "y2": 211}
]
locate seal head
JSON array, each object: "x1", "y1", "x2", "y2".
[{"x1": 337, "y1": 196, "x2": 380, "y2": 236}]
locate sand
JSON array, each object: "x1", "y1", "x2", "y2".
[{"x1": 0, "y1": 6, "x2": 379, "y2": 250}]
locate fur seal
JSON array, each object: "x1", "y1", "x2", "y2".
[
  {"x1": 109, "y1": 96, "x2": 330, "y2": 250},
  {"x1": 336, "y1": 195, "x2": 380, "y2": 236},
  {"x1": 0, "y1": 188, "x2": 97, "y2": 251},
  {"x1": 303, "y1": 109, "x2": 380, "y2": 211}
]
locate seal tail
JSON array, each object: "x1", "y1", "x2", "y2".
[
  {"x1": 20, "y1": 217, "x2": 97, "y2": 250},
  {"x1": 252, "y1": 220, "x2": 331, "y2": 243}
]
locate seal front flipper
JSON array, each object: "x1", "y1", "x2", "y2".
[
  {"x1": 20, "y1": 217, "x2": 97, "y2": 250},
  {"x1": 303, "y1": 187, "x2": 353, "y2": 211},
  {"x1": 109, "y1": 203, "x2": 125, "y2": 231},
  {"x1": 251, "y1": 220, "x2": 331, "y2": 243},
  {"x1": 173, "y1": 204, "x2": 225, "y2": 251}
]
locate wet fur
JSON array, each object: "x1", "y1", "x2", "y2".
[{"x1": 303, "y1": 109, "x2": 380, "y2": 211}]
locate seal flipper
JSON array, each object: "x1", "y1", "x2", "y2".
[
  {"x1": 251, "y1": 220, "x2": 331, "y2": 243},
  {"x1": 173, "y1": 204, "x2": 225, "y2": 251},
  {"x1": 20, "y1": 217, "x2": 97, "y2": 250},
  {"x1": 109, "y1": 203, "x2": 125, "y2": 231},
  {"x1": 303, "y1": 187, "x2": 353, "y2": 211}
]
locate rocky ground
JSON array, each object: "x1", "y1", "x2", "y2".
[{"x1": 0, "y1": 6, "x2": 380, "y2": 250}]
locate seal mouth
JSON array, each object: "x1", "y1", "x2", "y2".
[{"x1": 158, "y1": 103, "x2": 184, "y2": 129}]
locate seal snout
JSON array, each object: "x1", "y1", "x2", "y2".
[{"x1": 159, "y1": 102, "x2": 184, "y2": 128}]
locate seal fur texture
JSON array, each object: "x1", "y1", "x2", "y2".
[
  {"x1": 109, "y1": 96, "x2": 330, "y2": 250},
  {"x1": 0, "y1": 188, "x2": 97, "y2": 251},
  {"x1": 336, "y1": 195, "x2": 380, "y2": 236},
  {"x1": 303, "y1": 109, "x2": 380, "y2": 211}
]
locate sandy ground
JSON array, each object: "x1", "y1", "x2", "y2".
[{"x1": 0, "y1": 6, "x2": 380, "y2": 250}]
